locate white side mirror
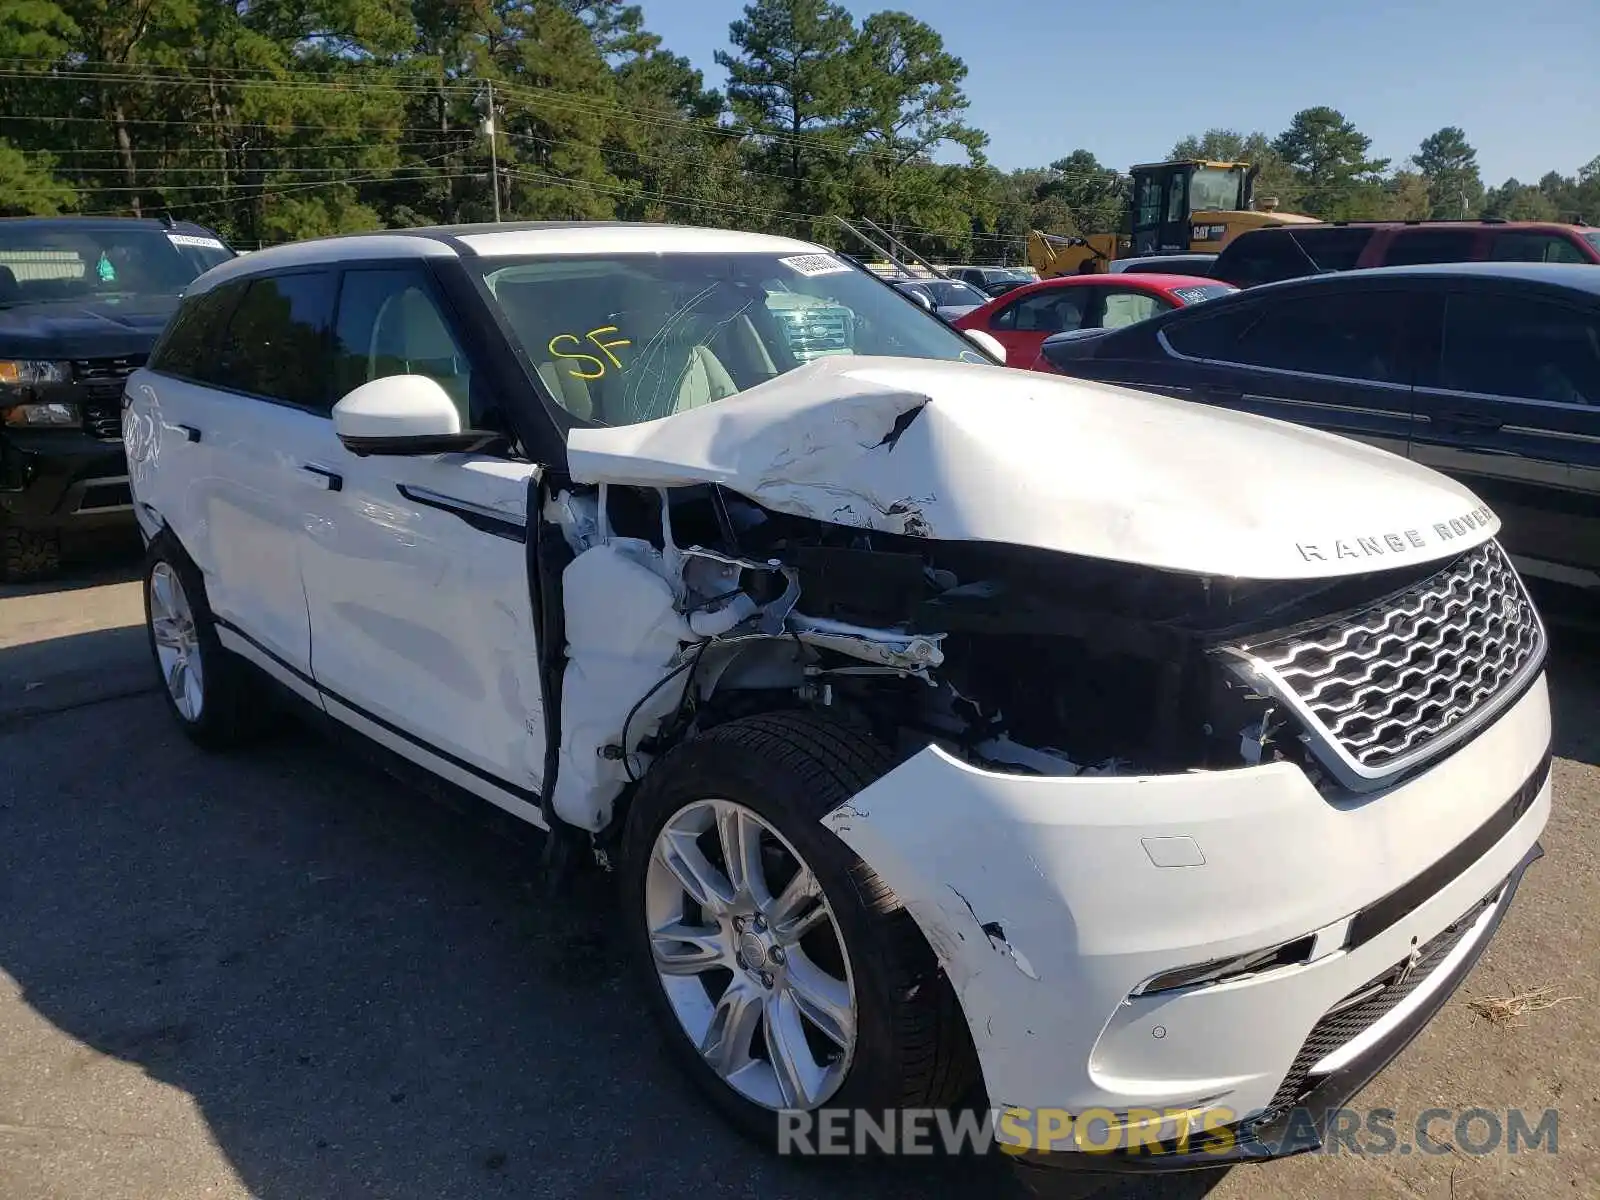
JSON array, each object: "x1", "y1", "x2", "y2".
[
  {"x1": 962, "y1": 329, "x2": 1007, "y2": 361},
  {"x1": 333, "y1": 375, "x2": 487, "y2": 456}
]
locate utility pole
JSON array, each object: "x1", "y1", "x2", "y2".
[{"x1": 481, "y1": 80, "x2": 501, "y2": 223}]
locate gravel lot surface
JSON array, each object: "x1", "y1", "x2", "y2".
[{"x1": 2, "y1": 559, "x2": 1595, "y2": 1200}]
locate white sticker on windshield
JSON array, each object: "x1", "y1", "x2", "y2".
[
  {"x1": 779, "y1": 253, "x2": 851, "y2": 277},
  {"x1": 167, "y1": 233, "x2": 226, "y2": 250}
]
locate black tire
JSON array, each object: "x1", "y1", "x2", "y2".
[
  {"x1": 620, "y1": 710, "x2": 976, "y2": 1149},
  {"x1": 142, "y1": 532, "x2": 271, "y2": 749},
  {"x1": 1, "y1": 525, "x2": 62, "y2": 582}
]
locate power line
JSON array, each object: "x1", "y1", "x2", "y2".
[
  {"x1": 14, "y1": 139, "x2": 454, "y2": 158},
  {"x1": 0, "y1": 57, "x2": 1015, "y2": 179},
  {"x1": 82, "y1": 163, "x2": 478, "y2": 216},
  {"x1": 0, "y1": 58, "x2": 1149, "y2": 190}
]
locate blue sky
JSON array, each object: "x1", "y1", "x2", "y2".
[{"x1": 638, "y1": 0, "x2": 1598, "y2": 185}]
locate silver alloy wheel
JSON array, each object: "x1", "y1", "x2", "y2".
[
  {"x1": 645, "y1": 797, "x2": 858, "y2": 1110},
  {"x1": 149, "y1": 561, "x2": 205, "y2": 722}
]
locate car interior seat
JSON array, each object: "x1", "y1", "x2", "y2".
[
  {"x1": 0, "y1": 266, "x2": 20, "y2": 305},
  {"x1": 610, "y1": 291, "x2": 740, "y2": 424}
]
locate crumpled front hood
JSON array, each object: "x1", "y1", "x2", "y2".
[{"x1": 566, "y1": 356, "x2": 1500, "y2": 581}]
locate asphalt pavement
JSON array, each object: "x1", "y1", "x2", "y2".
[{"x1": 1, "y1": 558, "x2": 1595, "y2": 1200}]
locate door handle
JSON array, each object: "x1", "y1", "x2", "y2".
[
  {"x1": 175, "y1": 423, "x2": 201, "y2": 443},
  {"x1": 300, "y1": 464, "x2": 343, "y2": 492},
  {"x1": 1432, "y1": 410, "x2": 1504, "y2": 434}
]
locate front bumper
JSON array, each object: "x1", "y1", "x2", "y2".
[
  {"x1": 0, "y1": 428, "x2": 132, "y2": 532},
  {"x1": 823, "y1": 673, "x2": 1552, "y2": 1164}
]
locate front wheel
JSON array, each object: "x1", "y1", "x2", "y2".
[{"x1": 620, "y1": 711, "x2": 975, "y2": 1147}]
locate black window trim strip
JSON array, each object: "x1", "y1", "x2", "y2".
[{"x1": 396, "y1": 483, "x2": 527, "y2": 543}]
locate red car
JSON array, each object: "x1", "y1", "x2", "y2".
[{"x1": 951, "y1": 273, "x2": 1235, "y2": 367}]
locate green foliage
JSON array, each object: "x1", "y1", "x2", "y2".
[
  {"x1": 717, "y1": 0, "x2": 860, "y2": 236},
  {"x1": 1272, "y1": 107, "x2": 1390, "y2": 220},
  {"x1": 1413, "y1": 126, "x2": 1483, "y2": 218},
  {"x1": 0, "y1": 6, "x2": 1589, "y2": 257},
  {"x1": 1381, "y1": 170, "x2": 1432, "y2": 220},
  {"x1": 0, "y1": 141, "x2": 78, "y2": 215}
]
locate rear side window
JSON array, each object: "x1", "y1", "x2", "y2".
[
  {"x1": 1212, "y1": 232, "x2": 1312, "y2": 287},
  {"x1": 1293, "y1": 227, "x2": 1374, "y2": 271},
  {"x1": 1098, "y1": 290, "x2": 1167, "y2": 328},
  {"x1": 333, "y1": 268, "x2": 478, "y2": 425},
  {"x1": 148, "y1": 281, "x2": 243, "y2": 382},
  {"x1": 215, "y1": 272, "x2": 337, "y2": 409},
  {"x1": 994, "y1": 289, "x2": 1089, "y2": 333},
  {"x1": 1489, "y1": 232, "x2": 1591, "y2": 264},
  {"x1": 1439, "y1": 292, "x2": 1600, "y2": 405},
  {"x1": 1160, "y1": 301, "x2": 1263, "y2": 358},
  {"x1": 1382, "y1": 229, "x2": 1477, "y2": 266},
  {"x1": 1213, "y1": 290, "x2": 1414, "y2": 383}
]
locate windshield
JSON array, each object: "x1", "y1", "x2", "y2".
[
  {"x1": 0, "y1": 225, "x2": 232, "y2": 308},
  {"x1": 927, "y1": 280, "x2": 987, "y2": 306},
  {"x1": 1170, "y1": 283, "x2": 1237, "y2": 305},
  {"x1": 1189, "y1": 166, "x2": 1246, "y2": 213},
  {"x1": 1585, "y1": 232, "x2": 1600, "y2": 256},
  {"x1": 475, "y1": 251, "x2": 988, "y2": 427}
]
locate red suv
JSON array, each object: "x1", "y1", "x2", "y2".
[{"x1": 1212, "y1": 219, "x2": 1600, "y2": 288}]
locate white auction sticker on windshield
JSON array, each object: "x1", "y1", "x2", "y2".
[
  {"x1": 779, "y1": 253, "x2": 851, "y2": 277},
  {"x1": 167, "y1": 233, "x2": 226, "y2": 250}
]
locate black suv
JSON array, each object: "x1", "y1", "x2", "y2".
[
  {"x1": 1211, "y1": 220, "x2": 1600, "y2": 289},
  {"x1": 0, "y1": 217, "x2": 234, "y2": 579},
  {"x1": 1036, "y1": 262, "x2": 1600, "y2": 599}
]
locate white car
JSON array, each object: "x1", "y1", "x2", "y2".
[{"x1": 123, "y1": 223, "x2": 1552, "y2": 1188}]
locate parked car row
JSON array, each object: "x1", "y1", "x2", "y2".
[
  {"x1": 0, "y1": 214, "x2": 1574, "y2": 1193},
  {"x1": 951, "y1": 270, "x2": 1237, "y2": 365},
  {"x1": 1211, "y1": 218, "x2": 1600, "y2": 288},
  {"x1": 1035, "y1": 261, "x2": 1600, "y2": 598}
]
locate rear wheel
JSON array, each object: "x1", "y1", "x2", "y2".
[
  {"x1": 143, "y1": 535, "x2": 270, "y2": 748},
  {"x1": 621, "y1": 711, "x2": 975, "y2": 1147},
  {"x1": 1, "y1": 526, "x2": 62, "y2": 582}
]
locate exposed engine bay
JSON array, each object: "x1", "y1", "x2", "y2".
[{"x1": 536, "y1": 478, "x2": 1455, "y2": 836}]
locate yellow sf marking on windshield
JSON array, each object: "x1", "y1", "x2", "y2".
[{"x1": 548, "y1": 325, "x2": 632, "y2": 380}]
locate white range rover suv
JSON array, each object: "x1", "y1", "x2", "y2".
[{"x1": 123, "y1": 223, "x2": 1552, "y2": 1188}]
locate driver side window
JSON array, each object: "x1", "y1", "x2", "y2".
[{"x1": 332, "y1": 268, "x2": 480, "y2": 426}]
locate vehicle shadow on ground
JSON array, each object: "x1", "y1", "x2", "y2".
[
  {"x1": 0, "y1": 672, "x2": 1238, "y2": 1200},
  {"x1": 1546, "y1": 626, "x2": 1600, "y2": 767}
]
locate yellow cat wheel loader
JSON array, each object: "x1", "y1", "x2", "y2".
[{"x1": 1028, "y1": 159, "x2": 1318, "y2": 277}]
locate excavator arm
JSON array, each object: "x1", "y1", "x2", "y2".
[{"x1": 1026, "y1": 229, "x2": 1118, "y2": 278}]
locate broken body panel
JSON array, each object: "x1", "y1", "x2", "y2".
[
  {"x1": 546, "y1": 354, "x2": 1551, "y2": 1158},
  {"x1": 566, "y1": 356, "x2": 1501, "y2": 582}
]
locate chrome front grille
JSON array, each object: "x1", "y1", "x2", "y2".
[
  {"x1": 71, "y1": 356, "x2": 144, "y2": 440},
  {"x1": 769, "y1": 307, "x2": 853, "y2": 361},
  {"x1": 1225, "y1": 541, "x2": 1544, "y2": 785}
]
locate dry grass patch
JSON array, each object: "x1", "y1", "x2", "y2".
[{"x1": 1467, "y1": 985, "x2": 1577, "y2": 1028}]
